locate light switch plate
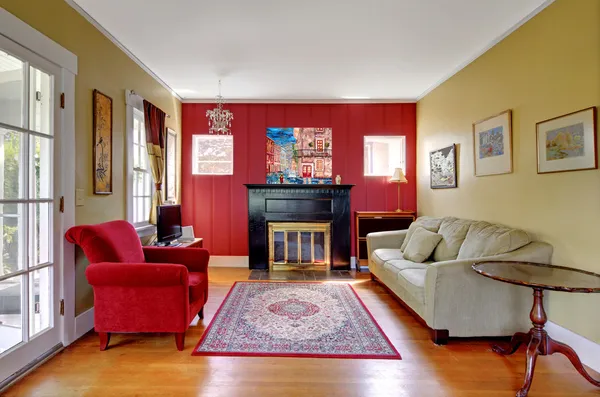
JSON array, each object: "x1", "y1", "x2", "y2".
[{"x1": 75, "y1": 188, "x2": 84, "y2": 206}]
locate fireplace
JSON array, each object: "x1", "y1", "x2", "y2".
[
  {"x1": 269, "y1": 222, "x2": 331, "y2": 270},
  {"x1": 245, "y1": 184, "x2": 354, "y2": 270}
]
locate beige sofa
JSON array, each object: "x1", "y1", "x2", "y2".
[{"x1": 367, "y1": 216, "x2": 553, "y2": 344}]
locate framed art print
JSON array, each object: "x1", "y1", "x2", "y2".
[
  {"x1": 92, "y1": 89, "x2": 113, "y2": 194},
  {"x1": 536, "y1": 107, "x2": 597, "y2": 174},
  {"x1": 430, "y1": 144, "x2": 457, "y2": 189},
  {"x1": 473, "y1": 109, "x2": 512, "y2": 176}
]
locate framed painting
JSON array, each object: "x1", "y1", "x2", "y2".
[
  {"x1": 165, "y1": 127, "x2": 178, "y2": 203},
  {"x1": 430, "y1": 144, "x2": 457, "y2": 189},
  {"x1": 536, "y1": 107, "x2": 597, "y2": 174},
  {"x1": 92, "y1": 89, "x2": 112, "y2": 194},
  {"x1": 473, "y1": 109, "x2": 512, "y2": 176}
]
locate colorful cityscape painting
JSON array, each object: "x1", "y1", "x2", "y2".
[{"x1": 266, "y1": 127, "x2": 332, "y2": 184}]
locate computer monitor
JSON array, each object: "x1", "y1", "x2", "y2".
[{"x1": 156, "y1": 204, "x2": 182, "y2": 244}]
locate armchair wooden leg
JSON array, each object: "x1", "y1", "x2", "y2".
[
  {"x1": 198, "y1": 307, "x2": 204, "y2": 319},
  {"x1": 175, "y1": 332, "x2": 185, "y2": 351},
  {"x1": 99, "y1": 332, "x2": 111, "y2": 351}
]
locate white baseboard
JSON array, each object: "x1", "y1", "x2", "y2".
[
  {"x1": 350, "y1": 256, "x2": 356, "y2": 269},
  {"x1": 208, "y1": 256, "x2": 249, "y2": 268},
  {"x1": 74, "y1": 307, "x2": 94, "y2": 340},
  {"x1": 546, "y1": 321, "x2": 600, "y2": 373}
]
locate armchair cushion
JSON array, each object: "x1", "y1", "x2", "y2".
[
  {"x1": 86, "y1": 262, "x2": 188, "y2": 287},
  {"x1": 188, "y1": 272, "x2": 208, "y2": 303}
]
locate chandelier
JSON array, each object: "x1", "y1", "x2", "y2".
[{"x1": 206, "y1": 80, "x2": 233, "y2": 135}]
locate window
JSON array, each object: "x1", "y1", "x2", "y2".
[
  {"x1": 131, "y1": 108, "x2": 152, "y2": 227},
  {"x1": 164, "y1": 128, "x2": 178, "y2": 204},
  {"x1": 364, "y1": 136, "x2": 406, "y2": 176},
  {"x1": 192, "y1": 135, "x2": 233, "y2": 175}
]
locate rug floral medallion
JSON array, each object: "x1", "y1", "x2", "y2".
[{"x1": 193, "y1": 282, "x2": 400, "y2": 359}]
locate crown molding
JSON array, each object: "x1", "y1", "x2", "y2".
[
  {"x1": 416, "y1": 0, "x2": 556, "y2": 101},
  {"x1": 64, "y1": 0, "x2": 181, "y2": 101},
  {"x1": 182, "y1": 98, "x2": 417, "y2": 104}
]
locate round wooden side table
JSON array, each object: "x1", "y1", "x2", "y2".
[{"x1": 472, "y1": 261, "x2": 600, "y2": 397}]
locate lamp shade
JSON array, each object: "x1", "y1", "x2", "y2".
[{"x1": 390, "y1": 168, "x2": 408, "y2": 183}]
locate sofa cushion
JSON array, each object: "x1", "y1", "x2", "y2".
[
  {"x1": 457, "y1": 221, "x2": 531, "y2": 259},
  {"x1": 403, "y1": 227, "x2": 443, "y2": 263},
  {"x1": 433, "y1": 217, "x2": 474, "y2": 262},
  {"x1": 372, "y1": 248, "x2": 404, "y2": 267},
  {"x1": 397, "y1": 269, "x2": 426, "y2": 304},
  {"x1": 400, "y1": 216, "x2": 443, "y2": 252},
  {"x1": 383, "y1": 259, "x2": 430, "y2": 276}
]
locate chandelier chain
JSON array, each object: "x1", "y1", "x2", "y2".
[{"x1": 206, "y1": 79, "x2": 233, "y2": 135}]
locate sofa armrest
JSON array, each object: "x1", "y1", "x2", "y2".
[
  {"x1": 143, "y1": 247, "x2": 210, "y2": 273},
  {"x1": 366, "y1": 230, "x2": 407, "y2": 266},
  {"x1": 86, "y1": 262, "x2": 189, "y2": 287},
  {"x1": 423, "y1": 241, "x2": 553, "y2": 335}
]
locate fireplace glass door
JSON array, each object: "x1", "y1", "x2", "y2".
[{"x1": 268, "y1": 222, "x2": 331, "y2": 270}]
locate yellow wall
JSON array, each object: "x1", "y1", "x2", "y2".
[
  {"x1": 417, "y1": 0, "x2": 600, "y2": 342},
  {"x1": 1, "y1": 0, "x2": 182, "y2": 315}
]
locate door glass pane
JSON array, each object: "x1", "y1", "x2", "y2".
[
  {"x1": 0, "y1": 128, "x2": 25, "y2": 200},
  {"x1": 0, "y1": 203, "x2": 25, "y2": 275},
  {"x1": 300, "y1": 232, "x2": 311, "y2": 263},
  {"x1": 0, "y1": 275, "x2": 23, "y2": 353},
  {"x1": 29, "y1": 67, "x2": 52, "y2": 135},
  {"x1": 31, "y1": 135, "x2": 52, "y2": 199},
  {"x1": 0, "y1": 50, "x2": 24, "y2": 128},
  {"x1": 32, "y1": 202, "x2": 51, "y2": 266},
  {"x1": 29, "y1": 267, "x2": 51, "y2": 337}
]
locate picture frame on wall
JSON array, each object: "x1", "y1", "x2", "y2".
[
  {"x1": 92, "y1": 89, "x2": 113, "y2": 195},
  {"x1": 536, "y1": 107, "x2": 597, "y2": 174},
  {"x1": 430, "y1": 144, "x2": 457, "y2": 189},
  {"x1": 473, "y1": 109, "x2": 512, "y2": 176}
]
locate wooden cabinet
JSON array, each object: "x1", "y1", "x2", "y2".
[{"x1": 355, "y1": 211, "x2": 415, "y2": 270}]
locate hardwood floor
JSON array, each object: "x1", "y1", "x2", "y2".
[{"x1": 4, "y1": 268, "x2": 600, "y2": 397}]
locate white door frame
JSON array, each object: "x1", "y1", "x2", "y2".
[{"x1": 0, "y1": 7, "x2": 77, "y2": 359}]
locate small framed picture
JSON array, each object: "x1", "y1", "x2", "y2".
[
  {"x1": 473, "y1": 110, "x2": 512, "y2": 176},
  {"x1": 430, "y1": 144, "x2": 457, "y2": 189},
  {"x1": 536, "y1": 107, "x2": 597, "y2": 174}
]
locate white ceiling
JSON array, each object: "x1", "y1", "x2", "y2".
[{"x1": 71, "y1": 0, "x2": 550, "y2": 101}]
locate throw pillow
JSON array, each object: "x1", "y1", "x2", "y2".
[
  {"x1": 400, "y1": 216, "x2": 443, "y2": 252},
  {"x1": 403, "y1": 226, "x2": 443, "y2": 263}
]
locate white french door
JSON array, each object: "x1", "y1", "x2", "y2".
[{"x1": 0, "y1": 35, "x2": 63, "y2": 382}]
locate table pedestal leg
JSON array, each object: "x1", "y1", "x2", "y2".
[{"x1": 492, "y1": 288, "x2": 600, "y2": 397}]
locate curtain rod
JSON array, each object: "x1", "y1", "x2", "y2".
[{"x1": 129, "y1": 90, "x2": 171, "y2": 118}]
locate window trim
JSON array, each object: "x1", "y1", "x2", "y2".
[{"x1": 125, "y1": 90, "x2": 154, "y2": 235}]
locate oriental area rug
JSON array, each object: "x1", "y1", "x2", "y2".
[{"x1": 192, "y1": 281, "x2": 400, "y2": 359}]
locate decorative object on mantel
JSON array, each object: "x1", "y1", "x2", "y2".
[
  {"x1": 193, "y1": 282, "x2": 401, "y2": 359},
  {"x1": 473, "y1": 109, "x2": 513, "y2": 176},
  {"x1": 92, "y1": 89, "x2": 113, "y2": 195},
  {"x1": 335, "y1": 174, "x2": 342, "y2": 184},
  {"x1": 430, "y1": 144, "x2": 457, "y2": 189},
  {"x1": 206, "y1": 80, "x2": 233, "y2": 135},
  {"x1": 389, "y1": 168, "x2": 408, "y2": 212},
  {"x1": 266, "y1": 128, "x2": 332, "y2": 184},
  {"x1": 536, "y1": 107, "x2": 597, "y2": 174}
]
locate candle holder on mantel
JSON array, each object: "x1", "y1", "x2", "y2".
[{"x1": 390, "y1": 168, "x2": 408, "y2": 212}]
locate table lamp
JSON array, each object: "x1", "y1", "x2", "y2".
[{"x1": 390, "y1": 168, "x2": 408, "y2": 212}]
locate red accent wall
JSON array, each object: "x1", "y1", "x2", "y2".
[{"x1": 182, "y1": 103, "x2": 416, "y2": 256}]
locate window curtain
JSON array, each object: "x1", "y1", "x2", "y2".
[{"x1": 143, "y1": 100, "x2": 166, "y2": 225}]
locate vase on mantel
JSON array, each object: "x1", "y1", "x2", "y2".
[{"x1": 335, "y1": 175, "x2": 342, "y2": 185}]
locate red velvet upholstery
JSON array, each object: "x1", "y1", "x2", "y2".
[{"x1": 65, "y1": 220, "x2": 210, "y2": 351}]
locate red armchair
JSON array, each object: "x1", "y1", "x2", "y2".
[{"x1": 65, "y1": 220, "x2": 209, "y2": 351}]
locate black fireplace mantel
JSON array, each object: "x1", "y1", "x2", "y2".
[{"x1": 245, "y1": 184, "x2": 355, "y2": 270}]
